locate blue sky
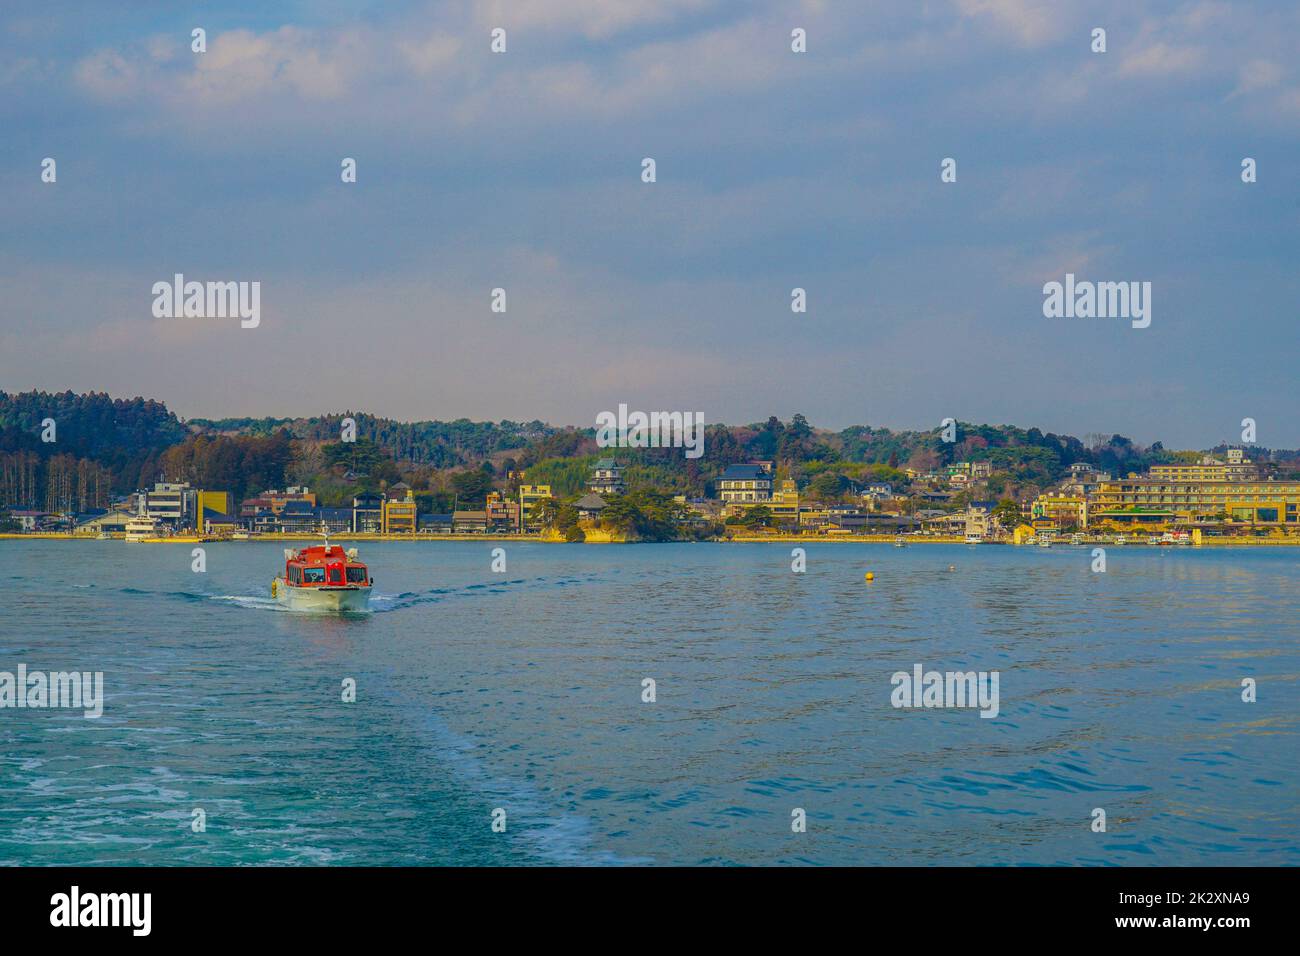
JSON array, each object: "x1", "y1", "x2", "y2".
[{"x1": 2, "y1": 1, "x2": 1297, "y2": 447}]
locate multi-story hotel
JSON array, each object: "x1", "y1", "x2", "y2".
[
  {"x1": 1092, "y1": 478, "x2": 1300, "y2": 526},
  {"x1": 1146, "y1": 449, "x2": 1259, "y2": 483},
  {"x1": 727, "y1": 477, "x2": 797, "y2": 520},
  {"x1": 518, "y1": 484, "x2": 553, "y2": 530},
  {"x1": 1031, "y1": 493, "x2": 1088, "y2": 529},
  {"x1": 718, "y1": 463, "x2": 773, "y2": 504}
]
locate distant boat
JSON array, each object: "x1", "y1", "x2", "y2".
[
  {"x1": 894, "y1": 535, "x2": 907, "y2": 548},
  {"x1": 1114, "y1": 535, "x2": 1127, "y2": 546},
  {"x1": 1070, "y1": 533, "x2": 1084, "y2": 546},
  {"x1": 964, "y1": 534, "x2": 983, "y2": 544},
  {"x1": 1038, "y1": 535, "x2": 1052, "y2": 548}
]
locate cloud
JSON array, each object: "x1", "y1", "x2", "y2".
[
  {"x1": 952, "y1": 0, "x2": 1066, "y2": 47},
  {"x1": 1118, "y1": 42, "x2": 1205, "y2": 78},
  {"x1": 398, "y1": 32, "x2": 461, "y2": 76},
  {"x1": 1230, "y1": 58, "x2": 1283, "y2": 97},
  {"x1": 74, "y1": 49, "x2": 140, "y2": 99},
  {"x1": 471, "y1": 0, "x2": 718, "y2": 41}
]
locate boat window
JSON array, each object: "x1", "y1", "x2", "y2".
[
  {"x1": 346, "y1": 567, "x2": 367, "y2": 583},
  {"x1": 302, "y1": 567, "x2": 325, "y2": 583},
  {"x1": 289, "y1": 567, "x2": 302, "y2": 584},
  {"x1": 328, "y1": 565, "x2": 343, "y2": 584}
]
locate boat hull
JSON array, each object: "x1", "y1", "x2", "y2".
[{"x1": 272, "y1": 578, "x2": 371, "y2": 613}]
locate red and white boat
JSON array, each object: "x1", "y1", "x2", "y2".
[{"x1": 271, "y1": 534, "x2": 372, "y2": 612}]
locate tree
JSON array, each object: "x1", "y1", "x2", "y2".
[
  {"x1": 809, "y1": 472, "x2": 845, "y2": 501},
  {"x1": 992, "y1": 499, "x2": 1023, "y2": 529},
  {"x1": 450, "y1": 466, "x2": 493, "y2": 506}
]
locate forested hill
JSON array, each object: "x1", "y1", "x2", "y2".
[
  {"x1": 0, "y1": 390, "x2": 186, "y2": 478},
  {"x1": 189, "y1": 414, "x2": 555, "y2": 468},
  {"x1": 4, "y1": 390, "x2": 1298, "y2": 512}
]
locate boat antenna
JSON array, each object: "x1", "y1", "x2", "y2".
[{"x1": 320, "y1": 520, "x2": 329, "y2": 550}]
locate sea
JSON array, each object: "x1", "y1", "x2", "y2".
[{"x1": 0, "y1": 540, "x2": 1296, "y2": 866}]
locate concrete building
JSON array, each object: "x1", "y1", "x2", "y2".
[
  {"x1": 1031, "y1": 493, "x2": 1089, "y2": 529},
  {"x1": 519, "y1": 484, "x2": 553, "y2": 530},
  {"x1": 718, "y1": 463, "x2": 773, "y2": 504},
  {"x1": 1147, "y1": 451, "x2": 1259, "y2": 483},
  {"x1": 1093, "y1": 478, "x2": 1300, "y2": 526},
  {"x1": 382, "y1": 483, "x2": 417, "y2": 534},
  {"x1": 485, "y1": 491, "x2": 520, "y2": 530},
  {"x1": 352, "y1": 493, "x2": 384, "y2": 533}
]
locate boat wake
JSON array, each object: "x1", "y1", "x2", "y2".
[
  {"x1": 113, "y1": 573, "x2": 606, "y2": 614},
  {"x1": 369, "y1": 573, "x2": 606, "y2": 614}
]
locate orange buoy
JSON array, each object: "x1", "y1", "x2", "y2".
[{"x1": 864, "y1": 572, "x2": 874, "y2": 581}]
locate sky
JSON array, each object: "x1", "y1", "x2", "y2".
[{"x1": 1, "y1": 0, "x2": 1297, "y2": 448}]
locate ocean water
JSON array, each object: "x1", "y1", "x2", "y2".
[{"x1": 0, "y1": 539, "x2": 1296, "y2": 866}]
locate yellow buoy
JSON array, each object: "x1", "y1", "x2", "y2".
[{"x1": 864, "y1": 572, "x2": 874, "y2": 581}]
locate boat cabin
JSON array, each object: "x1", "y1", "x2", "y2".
[{"x1": 284, "y1": 544, "x2": 370, "y2": 588}]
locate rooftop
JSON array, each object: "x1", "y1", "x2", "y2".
[{"x1": 720, "y1": 464, "x2": 771, "y2": 481}]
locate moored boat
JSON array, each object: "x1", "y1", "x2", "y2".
[{"x1": 272, "y1": 535, "x2": 372, "y2": 612}]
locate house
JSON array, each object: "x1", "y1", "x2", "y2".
[
  {"x1": 317, "y1": 508, "x2": 353, "y2": 534},
  {"x1": 964, "y1": 501, "x2": 998, "y2": 538},
  {"x1": 922, "y1": 511, "x2": 968, "y2": 535},
  {"x1": 419, "y1": 513, "x2": 453, "y2": 534},
  {"x1": 589, "y1": 459, "x2": 625, "y2": 496},
  {"x1": 278, "y1": 500, "x2": 318, "y2": 533},
  {"x1": 249, "y1": 508, "x2": 278, "y2": 534},
  {"x1": 241, "y1": 486, "x2": 316, "y2": 518},
  {"x1": 574, "y1": 493, "x2": 608, "y2": 520},
  {"x1": 717, "y1": 463, "x2": 773, "y2": 504},
  {"x1": 452, "y1": 510, "x2": 488, "y2": 533},
  {"x1": 382, "y1": 483, "x2": 417, "y2": 534},
  {"x1": 199, "y1": 508, "x2": 241, "y2": 535}
]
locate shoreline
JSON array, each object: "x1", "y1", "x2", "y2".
[{"x1": 3, "y1": 532, "x2": 1298, "y2": 546}]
